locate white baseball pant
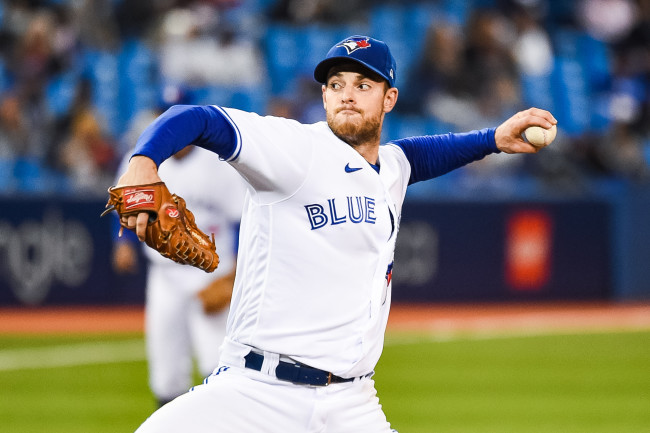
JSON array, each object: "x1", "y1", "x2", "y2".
[{"x1": 135, "y1": 364, "x2": 395, "y2": 433}]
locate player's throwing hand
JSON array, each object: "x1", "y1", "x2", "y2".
[{"x1": 494, "y1": 107, "x2": 558, "y2": 154}]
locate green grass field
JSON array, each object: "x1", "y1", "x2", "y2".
[{"x1": 1, "y1": 330, "x2": 648, "y2": 433}]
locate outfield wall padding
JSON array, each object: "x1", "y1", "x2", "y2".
[{"x1": 0, "y1": 194, "x2": 647, "y2": 306}]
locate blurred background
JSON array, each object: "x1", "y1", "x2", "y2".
[
  {"x1": 0, "y1": 0, "x2": 650, "y2": 306},
  {"x1": 1, "y1": 2, "x2": 649, "y2": 433}
]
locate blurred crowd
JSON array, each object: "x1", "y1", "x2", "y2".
[{"x1": 0, "y1": 0, "x2": 648, "y2": 197}]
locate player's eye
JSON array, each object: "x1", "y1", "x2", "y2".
[
  {"x1": 329, "y1": 82, "x2": 341, "y2": 90},
  {"x1": 358, "y1": 83, "x2": 370, "y2": 90}
]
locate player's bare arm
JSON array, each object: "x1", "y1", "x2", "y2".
[{"x1": 495, "y1": 107, "x2": 558, "y2": 154}]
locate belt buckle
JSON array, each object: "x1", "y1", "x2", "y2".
[{"x1": 326, "y1": 372, "x2": 332, "y2": 386}]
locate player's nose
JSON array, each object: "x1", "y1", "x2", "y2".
[{"x1": 340, "y1": 86, "x2": 355, "y2": 103}]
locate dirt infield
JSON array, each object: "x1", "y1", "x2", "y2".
[
  {"x1": 387, "y1": 302, "x2": 650, "y2": 336},
  {"x1": 1, "y1": 302, "x2": 649, "y2": 335},
  {"x1": 0, "y1": 305, "x2": 145, "y2": 334}
]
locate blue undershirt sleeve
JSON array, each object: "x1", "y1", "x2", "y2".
[
  {"x1": 391, "y1": 127, "x2": 499, "y2": 184},
  {"x1": 132, "y1": 105, "x2": 237, "y2": 166}
]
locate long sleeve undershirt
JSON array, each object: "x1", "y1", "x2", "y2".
[{"x1": 389, "y1": 128, "x2": 498, "y2": 184}]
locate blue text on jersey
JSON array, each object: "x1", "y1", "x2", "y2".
[{"x1": 305, "y1": 196, "x2": 376, "y2": 230}]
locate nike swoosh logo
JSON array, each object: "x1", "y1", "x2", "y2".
[{"x1": 345, "y1": 163, "x2": 362, "y2": 173}]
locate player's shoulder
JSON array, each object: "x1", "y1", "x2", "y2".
[
  {"x1": 379, "y1": 141, "x2": 408, "y2": 160},
  {"x1": 379, "y1": 141, "x2": 411, "y2": 176},
  {"x1": 219, "y1": 106, "x2": 330, "y2": 131},
  {"x1": 218, "y1": 106, "x2": 305, "y2": 127}
]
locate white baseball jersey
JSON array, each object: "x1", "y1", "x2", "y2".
[{"x1": 216, "y1": 108, "x2": 411, "y2": 378}]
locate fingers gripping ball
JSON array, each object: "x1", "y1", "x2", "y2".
[
  {"x1": 524, "y1": 124, "x2": 557, "y2": 148},
  {"x1": 101, "y1": 182, "x2": 219, "y2": 272}
]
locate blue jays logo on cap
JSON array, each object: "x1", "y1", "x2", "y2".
[
  {"x1": 314, "y1": 35, "x2": 396, "y2": 87},
  {"x1": 337, "y1": 37, "x2": 372, "y2": 54}
]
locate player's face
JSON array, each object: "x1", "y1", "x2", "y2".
[{"x1": 322, "y1": 68, "x2": 398, "y2": 147}]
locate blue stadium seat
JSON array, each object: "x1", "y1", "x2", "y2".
[
  {"x1": 45, "y1": 71, "x2": 79, "y2": 118},
  {"x1": 299, "y1": 25, "x2": 358, "y2": 77},
  {"x1": 577, "y1": 34, "x2": 612, "y2": 91},
  {"x1": 83, "y1": 49, "x2": 121, "y2": 136},
  {"x1": 188, "y1": 85, "x2": 269, "y2": 114},
  {"x1": 441, "y1": 0, "x2": 472, "y2": 26},
  {"x1": 13, "y1": 157, "x2": 44, "y2": 193},
  {"x1": 190, "y1": 86, "x2": 234, "y2": 107},
  {"x1": 370, "y1": 4, "x2": 405, "y2": 42},
  {"x1": 370, "y1": 5, "x2": 410, "y2": 88},
  {"x1": 221, "y1": 0, "x2": 273, "y2": 39},
  {"x1": 265, "y1": 24, "x2": 357, "y2": 96},
  {"x1": 552, "y1": 56, "x2": 591, "y2": 136},
  {"x1": 551, "y1": 28, "x2": 615, "y2": 134},
  {"x1": 644, "y1": 141, "x2": 650, "y2": 168},
  {"x1": 520, "y1": 72, "x2": 555, "y2": 113},
  {"x1": 554, "y1": 29, "x2": 612, "y2": 92},
  {"x1": 383, "y1": 114, "x2": 452, "y2": 143},
  {"x1": 405, "y1": 2, "x2": 440, "y2": 35},
  {"x1": 0, "y1": 157, "x2": 15, "y2": 192},
  {"x1": 370, "y1": 4, "x2": 436, "y2": 89},
  {"x1": 0, "y1": 58, "x2": 9, "y2": 94},
  {"x1": 553, "y1": 28, "x2": 582, "y2": 59},
  {"x1": 265, "y1": 25, "x2": 303, "y2": 95},
  {"x1": 40, "y1": 166, "x2": 72, "y2": 193},
  {"x1": 118, "y1": 39, "x2": 160, "y2": 130},
  {"x1": 231, "y1": 86, "x2": 269, "y2": 114}
]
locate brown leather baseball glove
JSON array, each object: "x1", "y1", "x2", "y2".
[{"x1": 101, "y1": 182, "x2": 219, "y2": 273}]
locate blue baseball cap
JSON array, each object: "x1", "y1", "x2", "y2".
[{"x1": 314, "y1": 35, "x2": 396, "y2": 88}]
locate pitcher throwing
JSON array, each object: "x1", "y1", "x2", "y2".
[{"x1": 114, "y1": 35, "x2": 557, "y2": 433}]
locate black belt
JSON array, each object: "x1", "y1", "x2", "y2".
[{"x1": 244, "y1": 351, "x2": 359, "y2": 387}]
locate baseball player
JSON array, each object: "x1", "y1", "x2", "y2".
[
  {"x1": 112, "y1": 144, "x2": 246, "y2": 407},
  {"x1": 115, "y1": 35, "x2": 557, "y2": 432}
]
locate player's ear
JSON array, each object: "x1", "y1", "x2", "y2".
[
  {"x1": 322, "y1": 84, "x2": 327, "y2": 109},
  {"x1": 383, "y1": 87, "x2": 398, "y2": 113}
]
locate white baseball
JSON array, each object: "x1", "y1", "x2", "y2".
[{"x1": 524, "y1": 124, "x2": 557, "y2": 147}]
